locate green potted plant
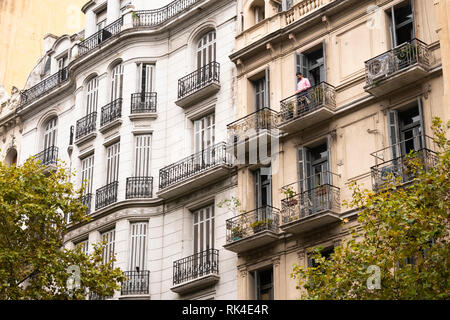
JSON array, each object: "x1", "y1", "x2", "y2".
[
  {"x1": 250, "y1": 218, "x2": 273, "y2": 234},
  {"x1": 283, "y1": 186, "x2": 298, "y2": 206},
  {"x1": 231, "y1": 225, "x2": 245, "y2": 241}
]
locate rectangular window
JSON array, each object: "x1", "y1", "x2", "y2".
[
  {"x1": 134, "y1": 134, "x2": 152, "y2": 177},
  {"x1": 388, "y1": 0, "x2": 415, "y2": 47},
  {"x1": 255, "y1": 166, "x2": 272, "y2": 208},
  {"x1": 129, "y1": 222, "x2": 148, "y2": 271},
  {"x1": 101, "y1": 229, "x2": 115, "y2": 265},
  {"x1": 298, "y1": 143, "x2": 330, "y2": 192},
  {"x1": 308, "y1": 246, "x2": 334, "y2": 268},
  {"x1": 106, "y1": 142, "x2": 120, "y2": 184},
  {"x1": 254, "y1": 77, "x2": 266, "y2": 110},
  {"x1": 254, "y1": 6, "x2": 265, "y2": 24},
  {"x1": 387, "y1": 100, "x2": 424, "y2": 159},
  {"x1": 81, "y1": 155, "x2": 95, "y2": 195},
  {"x1": 75, "y1": 239, "x2": 89, "y2": 255},
  {"x1": 111, "y1": 63, "x2": 124, "y2": 101},
  {"x1": 253, "y1": 268, "x2": 273, "y2": 300},
  {"x1": 138, "y1": 63, "x2": 155, "y2": 93},
  {"x1": 86, "y1": 78, "x2": 99, "y2": 115},
  {"x1": 194, "y1": 114, "x2": 215, "y2": 154},
  {"x1": 58, "y1": 55, "x2": 68, "y2": 70},
  {"x1": 193, "y1": 205, "x2": 215, "y2": 255},
  {"x1": 295, "y1": 42, "x2": 326, "y2": 88}
]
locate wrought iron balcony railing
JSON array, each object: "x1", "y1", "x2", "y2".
[
  {"x1": 131, "y1": 92, "x2": 157, "y2": 114},
  {"x1": 81, "y1": 193, "x2": 93, "y2": 215},
  {"x1": 227, "y1": 108, "x2": 279, "y2": 145},
  {"x1": 173, "y1": 249, "x2": 219, "y2": 286},
  {"x1": 78, "y1": 17, "x2": 123, "y2": 57},
  {"x1": 225, "y1": 206, "x2": 280, "y2": 244},
  {"x1": 178, "y1": 61, "x2": 220, "y2": 100},
  {"x1": 95, "y1": 181, "x2": 119, "y2": 210},
  {"x1": 126, "y1": 177, "x2": 153, "y2": 199},
  {"x1": 159, "y1": 142, "x2": 233, "y2": 190},
  {"x1": 279, "y1": 82, "x2": 336, "y2": 123},
  {"x1": 365, "y1": 39, "x2": 431, "y2": 86},
  {"x1": 76, "y1": 112, "x2": 97, "y2": 140},
  {"x1": 100, "y1": 98, "x2": 122, "y2": 127},
  {"x1": 280, "y1": 171, "x2": 341, "y2": 224},
  {"x1": 33, "y1": 146, "x2": 58, "y2": 167},
  {"x1": 133, "y1": 0, "x2": 200, "y2": 27},
  {"x1": 370, "y1": 135, "x2": 438, "y2": 191},
  {"x1": 121, "y1": 270, "x2": 150, "y2": 296},
  {"x1": 20, "y1": 67, "x2": 69, "y2": 106}
]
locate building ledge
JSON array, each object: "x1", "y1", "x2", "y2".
[
  {"x1": 99, "y1": 118, "x2": 122, "y2": 134},
  {"x1": 171, "y1": 274, "x2": 220, "y2": 295},
  {"x1": 223, "y1": 230, "x2": 279, "y2": 254},
  {"x1": 75, "y1": 132, "x2": 97, "y2": 147},
  {"x1": 175, "y1": 82, "x2": 220, "y2": 109},
  {"x1": 280, "y1": 210, "x2": 341, "y2": 235},
  {"x1": 129, "y1": 113, "x2": 157, "y2": 121}
]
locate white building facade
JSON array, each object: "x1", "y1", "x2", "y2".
[{"x1": 13, "y1": 0, "x2": 239, "y2": 300}]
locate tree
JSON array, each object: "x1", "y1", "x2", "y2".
[
  {"x1": 291, "y1": 118, "x2": 450, "y2": 300},
  {"x1": 0, "y1": 157, "x2": 125, "y2": 300}
]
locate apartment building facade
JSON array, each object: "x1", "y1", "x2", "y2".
[
  {"x1": 225, "y1": 0, "x2": 448, "y2": 300},
  {"x1": 1, "y1": 0, "x2": 240, "y2": 300}
]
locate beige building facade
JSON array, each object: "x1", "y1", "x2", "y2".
[
  {"x1": 225, "y1": 0, "x2": 448, "y2": 300},
  {"x1": 0, "y1": 0, "x2": 86, "y2": 94}
]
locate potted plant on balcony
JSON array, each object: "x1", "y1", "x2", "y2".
[
  {"x1": 250, "y1": 218, "x2": 273, "y2": 234},
  {"x1": 231, "y1": 225, "x2": 245, "y2": 241},
  {"x1": 283, "y1": 186, "x2": 298, "y2": 206},
  {"x1": 284, "y1": 101, "x2": 295, "y2": 120}
]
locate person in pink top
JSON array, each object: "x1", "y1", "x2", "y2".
[
  {"x1": 296, "y1": 72, "x2": 311, "y2": 93},
  {"x1": 295, "y1": 72, "x2": 311, "y2": 112}
]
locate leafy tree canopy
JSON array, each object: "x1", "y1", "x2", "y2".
[{"x1": 0, "y1": 158, "x2": 125, "y2": 299}]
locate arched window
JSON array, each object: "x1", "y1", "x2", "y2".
[
  {"x1": 197, "y1": 30, "x2": 216, "y2": 69},
  {"x1": 4, "y1": 148, "x2": 17, "y2": 167},
  {"x1": 44, "y1": 117, "x2": 58, "y2": 150},
  {"x1": 251, "y1": 0, "x2": 265, "y2": 25},
  {"x1": 86, "y1": 77, "x2": 98, "y2": 115},
  {"x1": 111, "y1": 63, "x2": 124, "y2": 101}
]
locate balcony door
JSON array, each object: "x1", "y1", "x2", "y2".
[
  {"x1": 86, "y1": 77, "x2": 98, "y2": 115},
  {"x1": 295, "y1": 42, "x2": 326, "y2": 88},
  {"x1": 129, "y1": 222, "x2": 148, "y2": 272},
  {"x1": 193, "y1": 205, "x2": 215, "y2": 276},
  {"x1": 389, "y1": 0, "x2": 415, "y2": 48},
  {"x1": 43, "y1": 118, "x2": 57, "y2": 150},
  {"x1": 255, "y1": 167, "x2": 272, "y2": 210},
  {"x1": 101, "y1": 229, "x2": 115, "y2": 266},
  {"x1": 194, "y1": 114, "x2": 215, "y2": 167},
  {"x1": 81, "y1": 154, "x2": 95, "y2": 195},
  {"x1": 138, "y1": 63, "x2": 155, "y2": 93},
  {"x1": 197, "y1": 31, "x2": 216, "y2": 70},
  {"x1": 106, "y1": 142, "x2": 120, "y2": 185},
  {"x1": 298, "y1": 143, "x2": 330, "y2": 215},
  {"x1": 388, "y1": 101, "x2": 424, "y2": 160},
  {"x1": 111, "y1": 63, "x2": 124, "y2": 102}
]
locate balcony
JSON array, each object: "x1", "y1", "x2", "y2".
[
  {"x1": 81, "y1": 193, "x2": 93, "y2": 215},
  {"x1": 278, "y1": 82, "x2": 336, "y2": 134},
  {"x1": 370, "y1": 135, "x2": 438, "y2": 191},
  {"x1": 223, "y1": 206, "x2": 280, "y2": 254},
  {"x1": 19, "y1": 67, "x2": 69, "y2": 107},
  {"x1": 171, "y1": 249, "x2": 219, "y2": 294},
  {"x1": 175, "y1": 61, "x2": 220, "y2": 108},
  {"x1": 227, "y1": 108, "x2": 279, "y2": 164},
  {"x1": 78, "y1": 17, "x2": 123, "y2": 58},
  {"x1": 75, "y1": 112, "x2": 97, "y2": 144},
  {"x1": 95, "y1": 181, "x2": 119, "y2": 210},
  {"x1": 158, "y1": 142, "x2": 233, "y2": 199},
  {"x1": 100, "y1": 98, "x2": 122, "y2": 132},
  {"x1": 280, "y1": 171, "x2": 341, "y2": 235},
  {"x1": 126, "y1": 177, "x2": 153, "y2": 199},
  {"x1": 132, "y1": 0, "x2": 201, "y2": 27},
  {"x1": 364, "y1": 39, "x2": 431, "y2": 97},
  {"x1": 130, "y1": 92, "x2": 157, "y2": 119},
  {"x1": 33, "y1": 146, "x2": 58, "y2": 171},
  {"x1": 121, "y1": 270, "x2": 150, "y2": 298}
]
